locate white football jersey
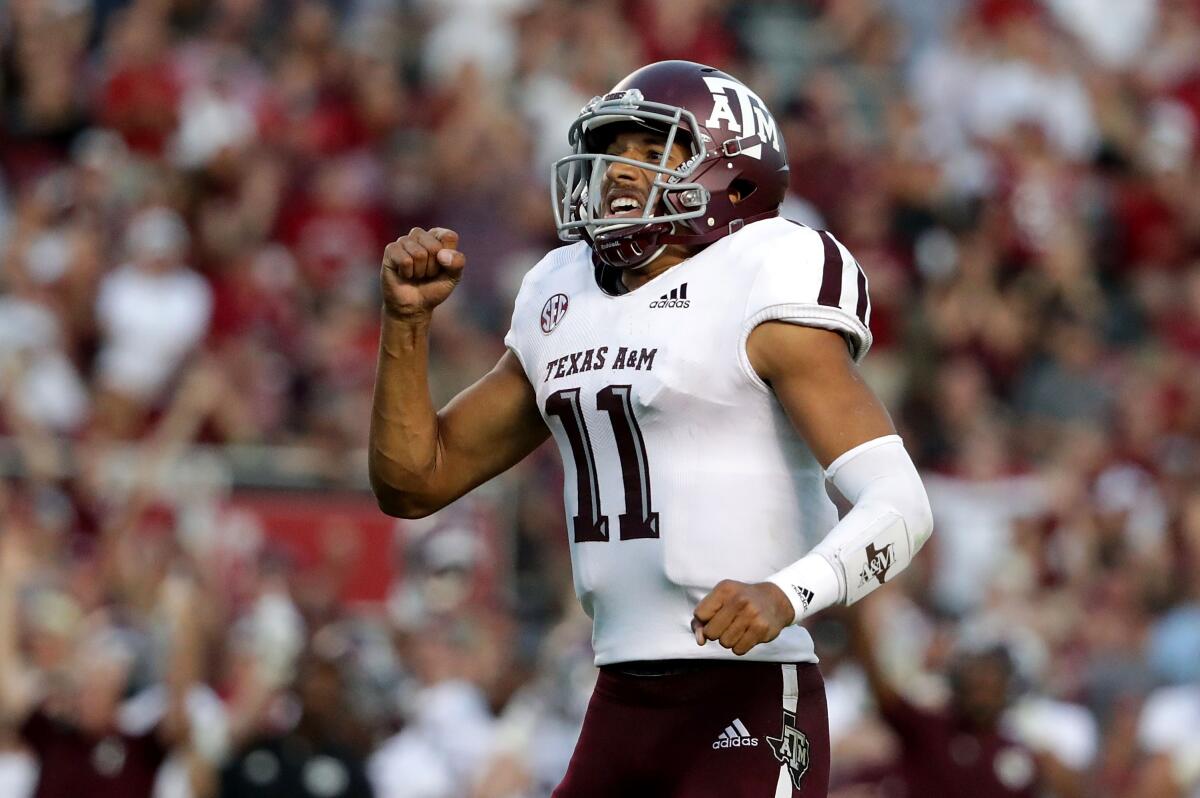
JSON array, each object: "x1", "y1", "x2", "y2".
[{"x1": 504, "y1": 217, "x2": 872, "y2": 666}]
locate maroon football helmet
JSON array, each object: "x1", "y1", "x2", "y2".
[{"x1": 552, "y1": 60, "x2": 789, "y2": 269}]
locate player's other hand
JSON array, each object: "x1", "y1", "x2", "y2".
[
  {"x1": 692, "y1": 580, "x2": 796, "y2": 656},
  {"x1": 380, "y1": 227, "x2": 466, "y2": 322}
]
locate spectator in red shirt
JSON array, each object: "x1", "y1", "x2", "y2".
[
  {"x1": 0, "y1": 530, "x2": 202, "y2": 798},
  {"x1": 96, "y1": 8, "x2": 181, "y2": 157},
  {"x1": 848, "y1": 600, "x2": 1086, "y2": 798}
]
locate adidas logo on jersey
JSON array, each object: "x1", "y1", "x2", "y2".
[
  {"x1": 649, "y1": 283, "x2": 690, "y2": 308},
  {"x1": 712, "y1": 719, "x2": 758, "y2": 749}
]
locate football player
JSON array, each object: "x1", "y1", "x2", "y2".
[{"x1": 370, "y1": 60, "x2": 933, "y2": 797}]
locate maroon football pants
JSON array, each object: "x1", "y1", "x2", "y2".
[{"x1": 552, "y1": 659, "x2": 830, "y2": 797}]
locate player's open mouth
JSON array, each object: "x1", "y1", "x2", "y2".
[{"x1": 604, "y1": 192, "x2": 646, "y2": 219}]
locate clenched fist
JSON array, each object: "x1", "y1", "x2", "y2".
[
  {"x1": 380, "y1": 227, "x2": 466, "y2": 322},
  {"x1": 692, "y1": 580, "x2": 796, "y2": 656}
]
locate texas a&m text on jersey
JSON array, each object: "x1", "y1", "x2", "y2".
[{"x1": 505, "y1": 217, "x2": 871, "y2": 666}]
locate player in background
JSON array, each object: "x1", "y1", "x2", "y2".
[{"x1": 369, "y1": 61, "x2": 933, "y2": 797}]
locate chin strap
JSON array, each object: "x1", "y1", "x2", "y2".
[
  {"x1": 657, "y1": 208, "x2": 779, "y2": 247},
  {"x1": 591, "y1": 209, "x2": 780, "y2": 270}
]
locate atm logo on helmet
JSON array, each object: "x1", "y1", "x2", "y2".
[{"x1": 702, "y1": 76, "x2": 782, "y2": 160}]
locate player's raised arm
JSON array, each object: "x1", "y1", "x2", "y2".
[{"x1": 369, "y1": 227, "x2": 549, "y2": 519}]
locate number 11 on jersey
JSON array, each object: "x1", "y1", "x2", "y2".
[{"x1": 545, "y1": 385, "x2": 660, "y2": 543}]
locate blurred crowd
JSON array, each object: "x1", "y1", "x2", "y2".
[{"x1": 1, "y1": 0, "x2": 1200, "y2": 796}]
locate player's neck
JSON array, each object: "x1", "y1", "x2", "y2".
[{"x1": 620, "y1": 246, "x2": 690, "y2": 292}]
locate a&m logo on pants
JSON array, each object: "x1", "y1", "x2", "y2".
[{"x1": 767, "y1": 710, "x2": 811, "y2": 790}]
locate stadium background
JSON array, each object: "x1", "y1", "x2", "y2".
[{"x1": 1, "y1": 0, "x2": 1199, "y2": 795}]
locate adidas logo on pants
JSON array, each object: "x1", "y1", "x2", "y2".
[{"x1": 712, "y1": 718, "x2": 759, "y2": 749}]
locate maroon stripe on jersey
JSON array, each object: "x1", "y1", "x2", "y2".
[
  {"x1": 816, "y1": 231, "x2": 842, "y2": 308},
  {"x1": 855, "y1": 265, "x2": 868, "y2": 323}
]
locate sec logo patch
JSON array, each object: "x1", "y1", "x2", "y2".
[{"x1": 541, "y1": 293, "x2": 569, "y2": 334}]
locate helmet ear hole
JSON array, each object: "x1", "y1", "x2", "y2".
[{"x1": 729, "y1": 178, "x2": 758, "y2": 205}]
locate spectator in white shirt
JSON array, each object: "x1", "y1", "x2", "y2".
[
  {"x1": 94, "y1": 207, "x2": 212, "y2": 438},
  {"x1": 1134, "y1": 683, "x2": 1200, "y2": 798}
]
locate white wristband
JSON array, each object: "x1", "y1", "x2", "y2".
[{"x1": 766, "y1": 553, "x2": 841, "y2": 623}]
